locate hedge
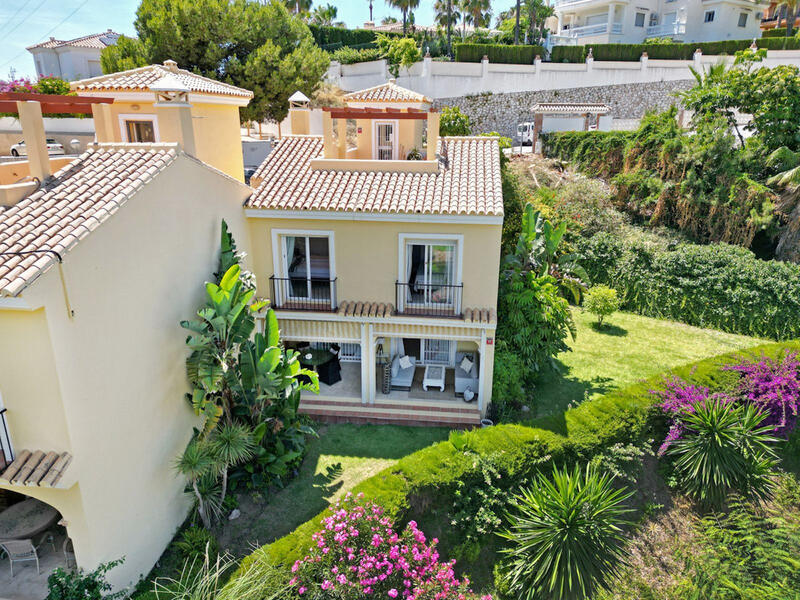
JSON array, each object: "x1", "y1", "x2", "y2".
[
  {"x1": 309, "y1": 25, "x2": 397, "y2": 51},
  {"x1": 578, "y1": 234, "x2": 800, "y2": 341},
  {"x1": 762, "y1": 27, "x2": 790, "y2": 37},
  {"x1": 231, "y1": 340, "x2": 800, "y2": 578},
  {"x1": 454, "y1": 43, "x2": 546, "y2": 64},
  {"x1": 549, "y1": 37, "x2": 800, "y2": 62}
]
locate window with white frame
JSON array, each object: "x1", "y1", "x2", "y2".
[
  {"x1": 401, "y1": 238, "x2": 459, "y2": 309},
  {"x1": 422, "y1": 339, "x2": 452, "y2": 365},
  {"x1": 0, "y1": 392, "x2": 13, "y2": 468},
  {"x1": 737, "y1": 12, "x2": 748, "y2": 27},
  {"x1": 704, "y1": 10, "x2": 715, "y2": 23},
  {"x1": 278, "y1": 233, "x2": 334, "y2": 304},
  {"x1": 635, "y1": 12, "x2": 646, "y2": 27},
  {"x1": 120, "y1": 115, "x2": 158, "y2": 142}
]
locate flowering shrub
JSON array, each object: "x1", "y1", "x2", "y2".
[
  {"x1": 0, "y1": 78, "x2": 35, "y2": 93},
  {"x1": 654, "y1": 352, "x2": 800, "y2": 454},
  {"x1": 290, "y1": 493, "x2": 489, "y2": 600}
]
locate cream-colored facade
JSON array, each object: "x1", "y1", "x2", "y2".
[{"x1": 0, "y1": 91, "x2": 251, "y2": 591}]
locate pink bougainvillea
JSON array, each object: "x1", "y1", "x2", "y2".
[
  {"x1": 0, "y1": 78, "x2": 35, "y2": 93},
  {"x1": 291, "y1": 492, "x2": 491, "y2": 600},
  {"x1": 653, "y1": 352, "x2": 800, "y2": 454}
]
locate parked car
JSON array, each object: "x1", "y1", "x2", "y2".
[
  {"x1": 10, "y1": 138, "x2": 65, "y2": 157},
  {"x1": 516, "y1": 122, "x2": 534, "y2": 146}
]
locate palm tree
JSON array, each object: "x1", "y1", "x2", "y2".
[
  {"x1": 777, "y1": 0, "x2": 800, "y2": 36},
  {"x1": 284, "y1": 0, "x2": 312, "y2": 16},
  {"x1": 462, "y1": 0, "x2": 491, "y2": 33},
  {"x1": 175, "y1": 438, "x2": 220, "y2": 529},
  {"x1": 434, "y1": 0, "x2": 460, "y2": 55},
  {"x1": 767, "y1": 147, "x2": 800, "y2": 261},
  {"x1": 514, "y1": 0, "x2": 521, "y2": 44},
  {"x1": 211, "y1": 423, "x2": 256, "y2": 504},
  {"x1": 386, "y1": 0, "x2": 420, "y2": 35},
  {"x1": 311, "y1": 3, "x2": 338, "y2": 26}
]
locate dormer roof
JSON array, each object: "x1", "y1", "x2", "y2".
[
  {"x1": 71, "y1": 61, "x2": 253, "y2": 102},
  {"x1": 344, "y1": 80, "x2": 431, "y2": 104}
]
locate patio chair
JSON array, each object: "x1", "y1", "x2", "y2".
[{"x1": 0, "y1": 539, "x2": 41, "y2": 576}]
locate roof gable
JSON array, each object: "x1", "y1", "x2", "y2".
[
  {"x1": 344, "y1": 80, "x2": 431, "y2": 104},
  {"x1": 28, "y1": 31, "x2": 121, "y2": 51}
]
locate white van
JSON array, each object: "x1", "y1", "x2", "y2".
[{"x1": 516, "y1": 122, "x2": 534, "y2": 146}]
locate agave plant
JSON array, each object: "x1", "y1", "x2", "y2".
[
  {"x1": 667, "y1": 398, "x2": 780, "y2": 509},
  {"x1": 499, "y1": 464, "x2": 633, "y2": 600}
]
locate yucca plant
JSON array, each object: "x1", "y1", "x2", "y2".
[
  {"x1": 667, "y1": 398, "x2": 780, "y2": 509},
  {"x1": 210, "y1": 423, "x2": 256, "y2": 503},
  {"x1": 498, "y1": 464, "x2": 633, "y2": 600},
  {"x1": 175, "y1": 438, "x2": 222, "y2": 529}
]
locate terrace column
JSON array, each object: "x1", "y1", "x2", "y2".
[
  {"x1": 360, "y1": 324, "x2": 370, "y2": 405},
  {"x1": 16, "y1": 101, "x2": 51, "y2": 182}
]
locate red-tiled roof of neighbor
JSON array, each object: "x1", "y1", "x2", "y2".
[
  {"x1": 246, "y1": 135, "x2": 503, "y2": 217},
  {"x1": 0, "y1": 144, "x2": 180, "y2": 297},
  {"x1": 344, "y1": 81, "x2": 431, "y2": 104},
  {"x1": 71, "y1": 61, "x2": 253, "y2": 99},
  {"x1": 27, "y1": 30, "x2": 121, "y2": 50}
]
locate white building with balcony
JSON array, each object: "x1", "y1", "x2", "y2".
[{"x1": 550, "y1": 0, "x2": 769, "y2": 47}]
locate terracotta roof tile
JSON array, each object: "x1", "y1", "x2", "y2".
[
  {"x1": 247, "y1": 136, "x2": 503, "y2": 217},
  {"x1": 28, "y1": 31, "x2": 121, "y2": 50},
  {"x1": 344, "y1": 81, "x2": 431, "y2": 104},
  {"x1": 0, "y1": 143, "x2": 179, "y2": 297},
  {"x1": 71, "y1": 62, "x2": 253, "y2": 99}
]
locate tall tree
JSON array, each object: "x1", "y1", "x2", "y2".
[
  {"x1": 284, "y1": 0, "x2": 312, "y2": 16},
  {"x1": 462, "y1": 0, "x2": 491, "y2": 31},
  {"x1": 311, "y1": 3, "x2": 338, "y2": 26},
  {"x1": 777, "y1": 0, "x2": 799, "y2": 36},
  {"x1": 434, "y1": 0, "x2": 459, "y2": 55},
  {"x1": 101, "y1": 0, "x2": 328, "y2": 125},
  {"x1": 386, "y1": 0, "x2": 420, "y2": 35},
  {"x1": 515, "y1": 0, "x2": 521, "y2": 44}
]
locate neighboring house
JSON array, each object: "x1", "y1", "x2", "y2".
[
  {"x1": 71, "y1": 60, "x2": 253, "y2": 182},
  {"x1": 550, "y1": 0, "x2": 769, "y2": 45},
  {"x1": 27, "y1": 30, "x2": 121, "y2": 81},
  {"x1": 0, "y1": 74, "x2": 252, "y2": 592},
  {"x1": 521, "y1": 103, "x2": 612, "y2": 151},
  {"x1": 761, "y1": 1, "x2": 800, "y2": 30},
  {"x1": 246, "y1": 81, "x2": 503, "y2": 428}
]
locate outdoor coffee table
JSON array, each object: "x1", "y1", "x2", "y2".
[
  {"x1": 423, "y1": 365, "x2": 446, "y2": 391},
  {"x1": 0, "y1": 498, "x2": 59, "y2": 540}
]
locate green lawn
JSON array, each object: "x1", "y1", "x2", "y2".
[
  {"x1": 216, "y1": 424, "x2": 450, "y2": 556},
  {"x1": 534, "y1": 309, "x2": 763, "y2": 417}
]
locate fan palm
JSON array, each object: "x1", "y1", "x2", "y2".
[
  {"x1": 386, "y1": 0, "x2": 420, "y2": 35},
  {"x1": 499, "y1": 464, "x2": 633, "y2": 600},
  {"x1": 667, "y1": 399, "x2": 779, "y2": 509},
  {"x1": 210, "y1": 423, "x2": 256, "y2": 503},
  {"x1": 175, "y1": 438, "x2": 221, "y2": 529},
  {"x1": 462, "y1": 0, "x2": 491, "y2": 32},
  {"x1": 434, "y1": 0, "x2": 460, "y2": 55}
]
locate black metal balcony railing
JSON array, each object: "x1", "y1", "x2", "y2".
[
  {"x1": 270, "y1": 276, "x2": 338, "y2": 311},
  {"x1": 0, "y1": 408, "x2": 13, "y2": 470},
  {"x1": 395, "y1": 281, "x2": 463, "y2": 318}
]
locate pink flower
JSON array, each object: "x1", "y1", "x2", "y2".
[
  {"x1": 297, "y1": 586, "x2": 306, "y2": 595},
  {"x1": 389, "y1": 589, "x2": 399, "y2": 598}
]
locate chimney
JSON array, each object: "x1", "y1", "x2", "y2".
[
  {"x1": 152, "y1": 72, "x2": 196, "y2": 155},
  {"x1": 16, "y1": 100, "x2": 51, "y2": 182},
  {"x1": 288, "y1": 90, "x2": 311, "y2": 135},
  {"x1": 163, "y1": 59, "x2": 179, "y2": 72},
  {"x1": 426, "y1": 110, "x2": 440, "y2": 161}
]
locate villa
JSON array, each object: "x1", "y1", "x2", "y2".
[
  {"x1": 27, "y1": 30, "x2": 121, "y2": 82},
  {"x1": 551, "y1": 0, "x2": 769, "y2": 45},
  {"x1": 246, "y1": 81, "x2": 503, "y2": 428}
]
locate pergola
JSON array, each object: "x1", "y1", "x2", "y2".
[
  {"x1": 321, "y1": 106, "x2": 434, "y2": 120},
  {"x1": 0, "y1": 91, "x2": 114, "y2": 114},
  {"x1": 528, "y1": 102, "x2": 611, "y2": 152}
]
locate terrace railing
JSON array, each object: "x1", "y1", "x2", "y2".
[
  {"x1": 269, "y1": 276, "x2": 338, "y2": 312},
  {"x1": 395, "y1": 281, "x2": 463, "y2": 318}
]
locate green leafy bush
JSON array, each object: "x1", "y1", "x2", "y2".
[
  {"x1": 497, "y1": 465, "x2": 633, "y2": 600},
  {"x1": 174, "y1": 527, "x2": 219, "y2": 562},
  {"x1": 454, "y1": 43, "x2": 546, "y2": 64},
  {"x1": 583, "y1": 285, "x2": 621, "y2": 326},
  {"x1": 330, "y1": 46, "x2": 381, "y2": 64},
  {"x1": 577, "y1": 234, "x2": 800, "y2": 340},
  {"x1": 491, "y1": 342, "x2": 528, "y2": 420},
  {"x1": 550, "y1": 46, "x2": 586, "y2": 63},
  {"x1": 309, "y1": 25, "x2": 383, "y2": 50},
  {"x1": 46, "y1": 559, "x2": 124, "y2": 600},
  {"x1": 439, "y1": 106, "x2": 472, "y2": 136}
]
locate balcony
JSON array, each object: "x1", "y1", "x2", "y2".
[
  {"x1": 0, "y1": 408, "x2": 12, "y2": 471},
  {"x1": 646, "y1": 22, "x2": 686, "y2": 37},
  {"x1": 395, "y1": 281, "x2": 463, "y2": 318},
  {"x1": 559, "y1": 22, "x2": 623, "y2": 38},
  {"x1": 269, "y1": 276, "x2": 338, "y2": 312}
]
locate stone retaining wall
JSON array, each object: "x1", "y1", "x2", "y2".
[{"x1": 433, "y1": 80, "x2": 693, "y2": 138}]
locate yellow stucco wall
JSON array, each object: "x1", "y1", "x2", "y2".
[
  {"x1": 247, "y1": 216, "x2": 502, "y2": 311},
  {"x1": 352, "y1": 118, "x2": 424, "y2": 160},
  {"x1": 100, "y1": 99, "x2": 245, "y2": 182},
  {"x1": 0, "y1": 154, "x2": 251, "y2": 591}
]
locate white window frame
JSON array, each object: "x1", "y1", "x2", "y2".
[
  {"x1": 118, "y1": 113, "x2": 160, "y2": 143},
  {"x1": 397, "y1": 233, "x2": 463, "y2": 314},
  {"x1": 634, "y1": 12, "x2": 646, "y2": 27},
  {"x1": 737, "y1": 12, "x2": 748, "y2": 27},
  {"x1": 0, "y1": 392, "x2": 14, "y2": 466},
  {"x1": 373, "y1": 120, "x2": 399, "y2": 160},
  {"x1": 704, "y1": 10, "x2": 715, "y2": 23},
  {"x1": 390, "y1": 337, "x2": 457, "y2": 366},
  {"x1": 271, "y1": 229, "x2": 336, "y2": 308}
]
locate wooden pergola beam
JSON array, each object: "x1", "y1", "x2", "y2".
[
  {"x1": 0, "y1": 92, "x2": 115, "y2": 115},
  {"x1": 322, "y1": 106, "x2": 434, "y2": 120}
]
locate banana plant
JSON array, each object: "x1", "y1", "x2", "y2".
[{"x1": 181, "y1": 264, "x2": 266, "y2": 436}]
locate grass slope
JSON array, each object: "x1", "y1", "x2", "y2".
[
  {"x1": 535, "y1": 310, "x2": 762, "y2": 416},
  {"x1": 216, "y1": 425, "x2": 450, "y2": 556}
]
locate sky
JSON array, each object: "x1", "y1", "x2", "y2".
[{"x1": 0, "y1": 0, "x2": 518, "y2": 80}]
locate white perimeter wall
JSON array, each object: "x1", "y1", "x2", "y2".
[{"x1": 326, "y1": 50, "x2": 800, "y2": 100}]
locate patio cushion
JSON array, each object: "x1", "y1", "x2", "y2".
[
  {"x1": 399, "y1": 355, "x2": 412, "y2": 370},
  {"x1": 459, "y1": 356, "x2": 474, "y2": 374},
  {"x1": 391, "y1": 357, "x2": 400, "y2": 378}
]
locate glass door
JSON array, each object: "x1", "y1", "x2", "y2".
[
  {"x1": 422, "y1": 339, "x2": 452, "y2": 365},
  {"x1": 282, "y1": 235, "x2": 332, "y2": 306},
  {"x1": 405, "y1": 242, "x2": 456, "y2": 308},
  {"x1": 376, "y1": 122, "x2": 395, "y2": 160}
]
